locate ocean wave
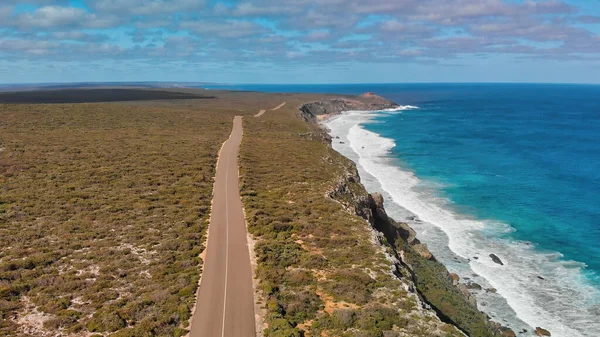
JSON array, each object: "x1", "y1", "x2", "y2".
[
  {"x1": 380, "y1": 105, "x2": 419, "y2": 113},
  {"x1": 324, "y1": 109, "x2": 600, "y2": 337}
]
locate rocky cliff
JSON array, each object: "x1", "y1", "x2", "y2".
[
  {"x1": 308, "y1": 93, "x2": 510, "y2": 337},
  {"x1": 299, "y1": 92, "x2": 398, "y2": 122},
  {"x1": 327, "y1": 159, "x2": 506, "y2": 337}
]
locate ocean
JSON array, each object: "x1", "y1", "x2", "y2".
[{"x1": 206, "y1": 83, "x2": 600, "y2": 336}]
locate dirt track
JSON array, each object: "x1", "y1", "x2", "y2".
[
  {"x1": 254, "y1": 102, "x2": 286, "y2": 117},
  {"x1": 271, "y1": 102, "x2": 286, "y2": 110}
]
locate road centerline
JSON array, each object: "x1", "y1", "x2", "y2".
[
  {"x1": 189, "y1": 116, "x2": 255, "y2": 337},
  {"x1": 221, "y1": 154, "x2": 230, "y2": 337}
]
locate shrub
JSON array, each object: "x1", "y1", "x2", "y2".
[{"x1": 87, "y1": 308, "x2": 126, "y2": 332}]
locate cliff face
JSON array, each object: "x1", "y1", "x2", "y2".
[
  {"x1": 299, "y1": 93, "x2": 398, "y2": 122},
  {"x1": 311, "y1": 93, "x2": 506, "y2": 337},
  {"x1": 327, "y1": 162, "x2": 503, "y2": 337}
]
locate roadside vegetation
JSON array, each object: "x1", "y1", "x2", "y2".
[{"x1": 0, "y1": 97, "x2": 236, "y2": 336}]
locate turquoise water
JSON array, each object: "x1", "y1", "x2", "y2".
[
  {"x1": 207, "y1": 83, "x2": 600, "y2": 335},
  {"x1": 367, "y1": 84, "x2": 600, "y2": 284}
]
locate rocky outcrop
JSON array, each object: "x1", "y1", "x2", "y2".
[
  {"x1": 306, "y1": 93, "x2": 505, "y2": 336},
  {"x1": 449, "y1": 273, "x2": 460, "y2": 285},
  {"x1": 299, "y1": 93, "x2": 398, "y2": 122},
  {"x1": 535, "y1": 327, "x2": 551, "y2": 336},
  {"x1": 489, "y1": 254, "x2": 504, "y2": 266},
  {"x1": 492, "y1": 322, "x2": 517, "y2": 337},
  {"x1": 325, "y1": 158, "x2": 502, "y2": 337},
  {"x1": 457, "y1": 284, "x2": 478, "y2": 307}
]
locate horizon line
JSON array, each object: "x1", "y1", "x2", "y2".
[{"x1": 1, "y1": 81, "x2": 600, "y2": 87}]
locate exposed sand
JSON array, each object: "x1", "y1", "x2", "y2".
[
  {"x1": 254, "y1": 102, "x2": 286, "y2": 117},
  {"x1": 271, "y1": 102, "x2": 286, "y2": 110}
]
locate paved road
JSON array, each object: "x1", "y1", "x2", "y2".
[{"x1": 190, "y1": 116, "x2": 256, "y2": 337}]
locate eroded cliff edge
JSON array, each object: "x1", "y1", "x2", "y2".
[
  {"x1": 299, "y1": 92, "x2": 398, "y2": 123},
  {"x1": 302, "y1": 94, "x2": 512, "y2": 337}
]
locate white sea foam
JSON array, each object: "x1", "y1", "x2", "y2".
[
  {"x1": 380, "y1": 105, "x2": 419, "y2": 112},
  {"x1": 324, "y1": 109, "x2": 600, "y2": 337}
]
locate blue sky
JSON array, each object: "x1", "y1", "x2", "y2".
[{"x1": 1, "y1": 0, "x2": 600, "y2": 84}]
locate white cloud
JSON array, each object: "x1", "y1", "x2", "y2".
[
  {"x1": 19, "y1": 6, "x2": 85, "y2": 27},
  {"x1": 233, "y1": 3, "x2": 298, "y2": 16},
  {"x1": 11, "y1": 6, "x2": 119, "y2": 29},
  {"x1": 0, "y1": 0, "x2": 598, "y2": 65},
  {"x1": 92, "y1": 0, "x2": 206, "y2": 15},
  {"x1": 181, "y1": 20, "x2": 269, "y2": 38},
  {"x1": 303, "y1": 30, "x2": 331, "y2": 42}
]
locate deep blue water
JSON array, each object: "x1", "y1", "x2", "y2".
[{"x1": 209, "y1": 83, "x2": 600, "y2": 285}]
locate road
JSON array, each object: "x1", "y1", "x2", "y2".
[
  {"x1": 271, "y1": 102, "x2": 286, "y2": 110},
  {"x1": 189, "y1": 116, "x2": 256, "y2": 337},
  {"x1": 254, "y1": 102, "x2": 286, "y2": 117}
]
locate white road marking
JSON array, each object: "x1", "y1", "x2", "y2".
[{"x1": 221, "y1": 153, "x2": 231, "y2": 337}]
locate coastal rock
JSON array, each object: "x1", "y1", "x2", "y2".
[
  {"x1": 501, "y1": 327, "x2": 516, "y2": 337},
  {"x1": 413, "y1": 243, "x2": 433, "y2": 260},
  {"x1": 491, "y1": 322, "x2": 516, "y2": 337},
  {"x1": 449, "y1": 273, "x2": 460, "y2": 285},
  {"x1": 370, "y1": 192, "x2": 389, "y2": 226},
  {"x1": 489, "y1": 254, "x2": 504, "y2": 265},
  {"x1": 397, "y1": 222, "x2": 418, "y2": 245},
  {"x1": 299, "y1": 93, "x2": 398, "y2": 122},
  {"x1": 486, "y1": 288, "x2": 497, "y2": 293},
  {"x1": 457, "y1": 284, "x2": 478, "y2": 308},
  {"x1": 465, "y1": 282, "x2": 482, "y2": 290},
  {"x1": 535, "y1": 327, "x2": 551, "y2": 336},
  {"x1": 366, "y1": 192, "x2": 420, "y2": 247},
  {"x1": 371, "y1": 192, "x2": 385, "y2": 209}
]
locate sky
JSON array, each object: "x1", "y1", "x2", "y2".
[{"x1": 1, "y1": 0, "x2": 600, "y2": 84}]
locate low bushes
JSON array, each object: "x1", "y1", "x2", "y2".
[
  {"x1": 0, "y1": 99, "x2": 236, "y2": 335},
  {"x1": 239, "y1": 101, "x2": 465, "y2": 337}
]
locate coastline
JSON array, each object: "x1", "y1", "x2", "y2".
[
  {"x1": 321, "y1": 110, "x2": 528, "y2": 334},
  {"x1": 298, "y1": 94, "x2": 512, "y2": 337},
  {"x1": 311, "y1": 99, "x2": 599, "y2": 337},
  {"x1": 297, "y1": 92, "x2": 600, "y2": 337}
]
